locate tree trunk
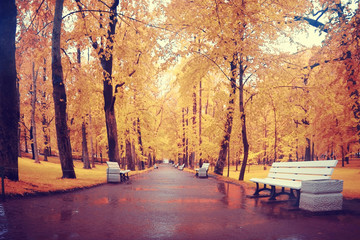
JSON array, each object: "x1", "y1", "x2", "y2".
[
  {"x1": 42, "y1": 114, "x2": 49, "y2": 161},
  {"x1": 311, "y1": 140, "x2": 315, "y2": 161},
  {"x1": 305, "y1": 138, "x2": 311, "y2": 161},
  {"x1": 199, "y1": 79, "x2": 202, "y2": 165},
  {"x1": 152, "y1": 154, "x2": 156, "y2": 166},
  {"x1": 31, "y1": 62, "x2": 40, "y2": 163},
  {"x1": 131, "y1": 139, "x2": 138, "y2": 170},
  {"x1": 185, "y1": 107, "x2": 189, "y2": 166},
  {"x1": 341, "y1": 145, "x2": 345, "y2": 167},
  {"x1": 214, "y1": 55, "x2": 237, "y2": 175},
  {"x1": 137, "y1": 118, "x2": 144, "y2": 169},
  {"x1": 0, "y1": 0, "x2": 19, "y2": 181},
  {"x1": 24, "y1": 127, "x2": 29, "y2": 153},
  {"x1": 182, "y1": 108, "x2": 186, "y2": 165},
  {"x1": 273, "y1": 104, "x2": 277, "y2": 163},
  {"x1": 148, "y1": 153, "x2": 152, "y2": 167},
  {"x1": 263, "y1": 119, "x2": 268, "y2": 165},
  {"x1": 51, "y1": 0, "x2": 76, "y2": 178},
  {"x1": 89, "y1": 114, "x2": 95, "y2": 168},
  {"x1": 41, "y1": 58, "x2": 49, "y2": 162},
  {"x1": 30, "y1": 126, "x2": 35, "y2": 159},
  {"x1": 191, "y1": 86, "x2": 196, "y2": 168},
  {"x1": 100, "y1": 1, "x2": 120, "y2": 165},
  {"x1": 239, "y1": 59, "x2": 250, "y2": 181},
  {"x1": 227, "y1": 137, "x2": 230, "y2": 177},
  {"x1": 82, "y1": 121, "x2": 91, "y2": 169},
  {"x1": 18, "y1": 126, "x2": 21, "y2": 157},
  {"x1": 126, "y1": 136, "x2": 135, "y2": 171}
]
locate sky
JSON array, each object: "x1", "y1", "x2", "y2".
[{"x1": 277, "y1": 28, "x2": 326, "y2": 53}]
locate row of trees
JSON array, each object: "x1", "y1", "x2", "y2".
[
  {"x1": 0, "y1": 0, "x2": 359, "y2": 182},
  {"x1": 162, "y1": 0, "x2": 360, "y2": 179}
]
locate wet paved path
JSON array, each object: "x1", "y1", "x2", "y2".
[{"x1": 2, "y1": 164, "x2": 360, "y2": 240}]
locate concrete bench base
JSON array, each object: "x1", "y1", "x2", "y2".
[
  {"x1": 300, "y1": 192, "x2": 343, "y2": 212},
  {"x1": 301, "y1": 179, "x2": 343, "y2": 194},
  {"x1": 107, "y1": 174, "x2": 121, "y2": 183},
  {"x1": 198, "y1": 168, "x2": 208, "y2": 178},
  {"x1": 300, "y1": 179, "x2": 343, "y2": 212}
]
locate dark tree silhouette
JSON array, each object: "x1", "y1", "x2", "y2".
[{"x1": 0, "y1": 0, "x2": 19, "y2": 181}]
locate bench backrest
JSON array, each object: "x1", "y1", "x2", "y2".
[
  {"x1": 107, "y1": 161, "x2": 120, "y2": 169},
  {"x1": 268, "y1": 160, "x2": 338, "y2": 181},
  {"x1": 201, "y1": 163, "x2": 210, "y2": 170}
]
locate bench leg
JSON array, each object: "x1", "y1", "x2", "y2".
[
  {"x1": 120, "y1": 173, "x2": 124, "y2": 182},
  {"x1": 253, "y1": 183, "x2": 272, "y2": 196},
  {"x1": 268, "y1": 187, "x2": 300, "y2": 204},
  {"x1": 289, "y1": 189, "x2": 297, "y2": 199},
  {"x1": 294, "y1": 189, "x2": 300, "y2": 206},
  {"x1": 269, "y1": 186, "x2": 277, "y2": 200},
  {"x1": 120, "y1": 173, "x2": 129, "y2": 182}
]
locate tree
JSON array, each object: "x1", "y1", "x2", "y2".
[
  {"x1": 31, "y1": 62, "x2": 40, "y2": 163},
  {"x1": 75, "y1": 0, "x2": 121, "y2": 164},
  {"x1": 82, "y1": 121, "x2": 91, "y2": 169},
  {"x1": 51, "y1": 0, "x2": 76, "y2": 178},
  {"x1": 0, "y1": 0, "x2": 18, "y2": 181},
  {"x1": 214, "y1": 55, "x2": 237, "y2": 175}
]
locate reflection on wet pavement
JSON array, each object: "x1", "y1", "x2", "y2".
[{"x1": 3, "y1": 164, "x2": 360, "y2": 240}]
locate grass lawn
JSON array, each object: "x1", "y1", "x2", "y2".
[{"x1": 4, "y1": 156, "x2": 151, "y2": 197}]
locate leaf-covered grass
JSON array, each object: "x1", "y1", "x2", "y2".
[{"x1": 4, "y1": 156, "x2": 151, "y2": 197}]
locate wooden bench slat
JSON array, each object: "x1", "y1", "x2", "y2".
[
  {"x1": 270, "y1": 167, "x2": 334, "y2": 175},
  {"x1": 267, "y1": 173, "x2": 331, "y2": 181},
  {"x1": 272, "y1": 160, "x2": 338, "y2": 168},
  {"x1": 250, "y1": 178, "x2": 302, "y2": 190}
]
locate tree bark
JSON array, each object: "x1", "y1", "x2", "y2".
[
  {"x1": 238, "y1": 59, "x2": 250, "y2": 181},
  {"x1": 41, "y1": 58, "x2": 50, "y2": 162},
  {"x1": 199, "y1": 79, "x2": 202, "y2": 165},
  {"x1": 311, "y1": 140, "x2": 315, "y2": 161},
  {"x1": 272, "y1": 101, "x2": 277, "y2": 163},
  {"x1": 82, "y1": 121, "x2": 91, "y2": 169},
  {"x1": 137, "y1": 118, "x2": 144, "y2": 169},
  {"x1": 185, "y1": 107, "x2": 189, "y2": 167},
  {"x1": 214, "y1": 55, "x2": 237, "y2": 175},
  {"x1": 31, "y1": 62, "x2": 40, "y2": 163},
  {"x1": 148, "y1": 153, "x2": 152, "y2": 167},
  {"x1": 0, "y1": 0, "x2": 19, "y2": 181},
  {"x1": 191, "y1": 86, "x2": 196, "y2": 168},
  {"x1": 24, "y1": 126, "x2": 29, "y2": 153},
  {"x1": 42, "y1": 114, "x2": 50, "y2": 161},
  {"x1": 126, "y1": 135, "x2": 135, "y2": 170},
  {"x1": 305, "y1": 138, "x2": 311, "y2": 161},
  {"x1": 30, "y1": 126, "x2": 35, "y2": 159},
  {"x1": 89, "y1": 114, "x2": 95, "y2": 168},
  {"x1": 51, "y1": 0, "x2": 76, "y2": 178},
  {"x1": 182, "y1": 108, "x2": 189, "y2": 166}
]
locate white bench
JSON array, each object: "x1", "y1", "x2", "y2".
[
  {"x1": 106, "y1": 161, "x2": 131, "y2": 183},
  {"x1": 196, "y1": 162, "x2": 210, "y2": 178},
  {"x1": 178, "y1": 164, "x2": 185, "y2": 170},
  {"x1": 250, "y1": 160, "x2": 338, "y2": 205}
]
